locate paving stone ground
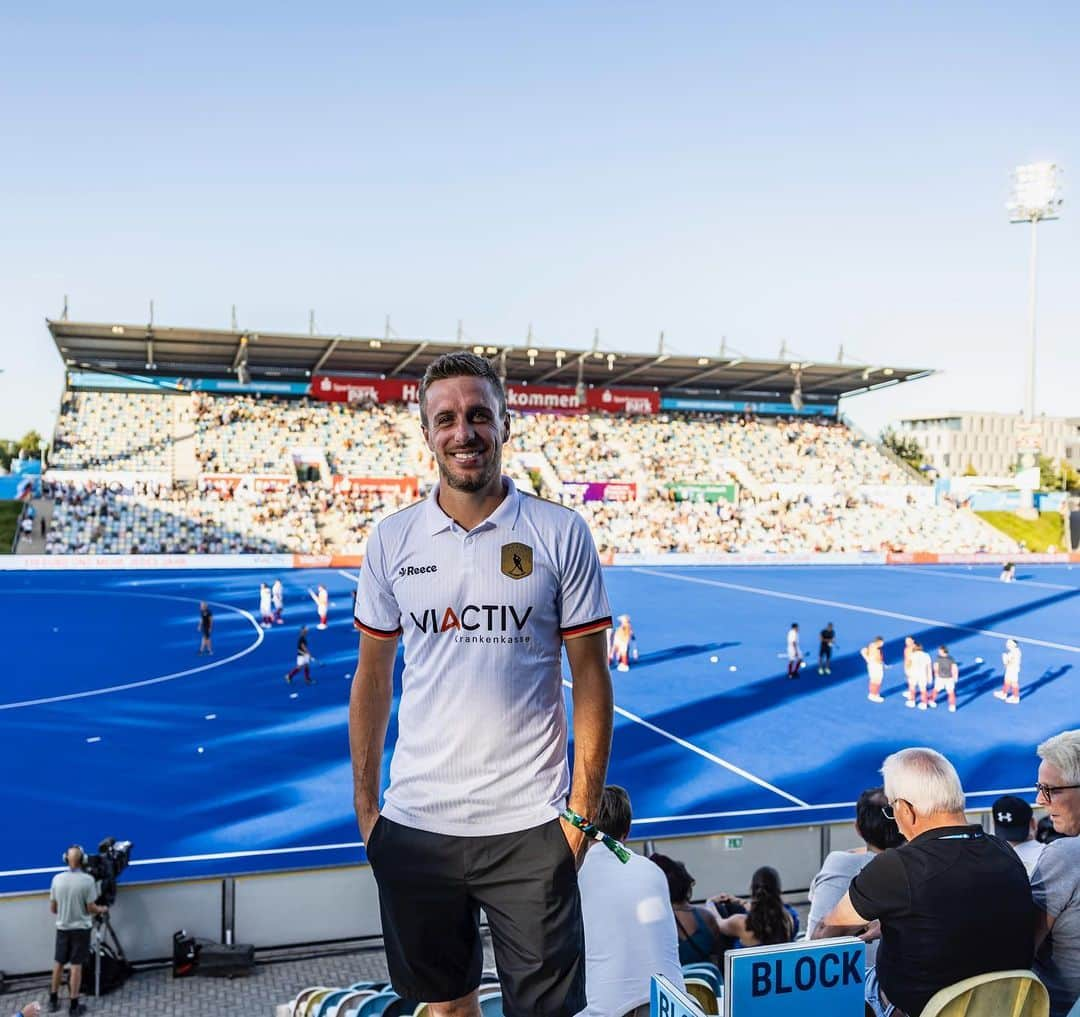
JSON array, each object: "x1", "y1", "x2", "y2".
[
  {"x1": 3, "y1": 902, "x2": 808, "y2": 1016},
  {"x1": 0, "y1": 937, "x2": 496, "y2": 1017}
]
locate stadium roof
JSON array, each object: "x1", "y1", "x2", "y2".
[{"x1": 48, "y1": 319, "x2": 933, "y2": 402}]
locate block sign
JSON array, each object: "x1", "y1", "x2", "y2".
[
  {"x1": 651, "y1": 976, "x2": 706, "y2": 1017},
  {"x1": 725, "y1": 937, "x2": 865, "y2": 1016}
]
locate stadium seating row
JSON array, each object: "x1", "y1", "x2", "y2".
[{"x1": 42, "y1": 390, "x2": 1018, "y2": 556}]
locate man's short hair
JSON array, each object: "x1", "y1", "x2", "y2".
[
  {"x1": 881, "y1": 746, "x2": 966, "y2": 816},
  {"x1": 596, "y1": 784, "x2": 632, "y2": 841},
  {"x1": 1037, "y1": 729, "x2": 1080, "y2": 785},
  {"x1": 418, "y1": 352, "x2": 506, "y2": 426},
  {"x1": 855, "y1": 786, "x2": 905, "y2": 851}
]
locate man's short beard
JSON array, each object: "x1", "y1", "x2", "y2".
[{"x1": 440, "y1": 455, "x2": 501, "y2": 492}]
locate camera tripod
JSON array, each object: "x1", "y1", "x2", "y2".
[{"x1": 90, "y1": 911, "x2": 128, "y2": 998}]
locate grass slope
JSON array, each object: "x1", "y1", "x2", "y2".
[
  {"x1": 976, "y1": 510, "x2": 1065, "y2": 553},
  {"x1": 0, "y1": 501, "x2": 22, "y2": 553}
]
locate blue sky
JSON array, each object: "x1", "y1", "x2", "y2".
[{"x1": 1, "y1": 2, "x2": 1076, "y2": 441}]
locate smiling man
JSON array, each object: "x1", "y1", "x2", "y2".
[
  {"x1": 1032, "y1": 730, "x2": 1080, "y2": 1017},
  {"x1": 349, "y1": 352, "x2": 614, "y2": 1017}
]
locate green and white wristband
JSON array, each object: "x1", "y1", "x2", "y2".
[{"x1": 561, "y1": 808, "x2": 632, "y2": 863}]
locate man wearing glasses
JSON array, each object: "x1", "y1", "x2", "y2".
[
  {"x1": 816, "y1": 747, "x2": 1033, "y2": 1017},
  {"x1": 1031, "y1": 730, "x2": 1080, "y2": 1017}
]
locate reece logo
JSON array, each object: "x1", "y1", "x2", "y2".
[{"x1": 399, "y1": 564, "x2": 438, "y2": 578}]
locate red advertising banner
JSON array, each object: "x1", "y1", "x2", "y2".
[
  {"x1": 311, "y1": 376, "x2": 418, "y2": 404},
  {"x1": 585, "y1": 387, "x2": 659, "y2": 414},
  {"x1": 312, "y1": 374, "x2": 657, "y2": 415}
]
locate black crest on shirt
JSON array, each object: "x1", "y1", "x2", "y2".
[{"x1": 500, "y1": 542, "x2": 533, "y2": 580}]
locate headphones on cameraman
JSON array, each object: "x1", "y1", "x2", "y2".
[{"x1": 63, "y1": 844, "x2": 85, "y2": 867}]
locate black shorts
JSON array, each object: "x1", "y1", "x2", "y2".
[
  {"x1": 55, "y1": 928, "x2": 91, "y2": 966},
  {"x1": 367, "y1": 816, "x2": 584, "y2": 1017}
]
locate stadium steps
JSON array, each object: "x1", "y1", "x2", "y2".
[
  {"x1": 172, "y1": 397, "x2": 199, "y2": 484},
  {"x1": 13, "y1": 496, "x2": 52, "y2": 553}
]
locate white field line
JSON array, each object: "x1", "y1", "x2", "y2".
[
  {"x1": 0, "y1": 593, "x2": 264, "y2": 710},
  {"x1": 561, "y1": 679, "x2": 809, "y2": 807},
  {"x1": 633, "y1": 568, "x2": 1080, "y2": 654},
  {"x1": 632, "y1": 786, "x2": 1037, "y2": 825},
  {"x1": 888, "y1": 565, "x2": 1076, "y2": 592}
]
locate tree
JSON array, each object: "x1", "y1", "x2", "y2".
[
  {"x1": 0, "y1": 430, "x2": 45, "y2": 471},
  {"x1": 881, "y1": 428, "x2": 925, "y2": 470},
  {"x1": 1039, "y1": 455, "x2": 1080, "y2": 492}
]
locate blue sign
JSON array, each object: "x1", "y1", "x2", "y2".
[
  {"x1": 651, "y1": 976, "x2": 706, "y2": 1016},
  {"x1": 725, "y1": 938, "x2": 865, "y2": 1016},
  {"x1": 660, "y1": 397, "x2": 836, "y2": 417},
  {"x1": 68, "y1": 371, "x2": 311, "y2": 396}
]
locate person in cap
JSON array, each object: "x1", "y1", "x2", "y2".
[
  {"x1": 1032, "y1": 729, "x2": 1080, "y2": 1017},
  {"x1": 992, "y1": 794, "x2": 1044, "y2": 877}
]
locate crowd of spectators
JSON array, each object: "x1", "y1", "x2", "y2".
[
  {"x1": 574, "y1": 731, "x2": 1080, "y2": 1017},
  {"x1": 42, "y1": 390, "x2": 1018, "y2": 556},
  {"x1": 50, "y1": 391, "x2": 173, "y2": 472}
]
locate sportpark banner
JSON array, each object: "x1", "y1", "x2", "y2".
[
  {"x1": 4, "y1": 550, "x2": 1078, "y2": 570},
  {"x1": 665, "y1": 481, "x2": 738, "y2": 503},
  {"x1": 563, "y1": 481, "x2": 638, "y2": 502},
  {"x1": 310, "y1": 375, "x2": 659, "y2": 414},
  {"x1": 0, "y1": 553, "x2": 364, "y2": 571}
]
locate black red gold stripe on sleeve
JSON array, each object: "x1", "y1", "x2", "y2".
[
  {"x1": 356, "y1": 619, "x2": 403, "y2": 640},
  {"x1": 561, "y1": 616, "x2": 613, "y2": 639}
]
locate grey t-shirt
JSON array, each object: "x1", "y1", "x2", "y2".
[
  {"x1": 49, "y1": 869, "x2": 95, "y2": 931},
  {"x1": 808, "y1": 850, "x2": 877, "y2": 961},
  {"x1": 1031, "y1": 836, "x2": 1080, "y2": 1017}
]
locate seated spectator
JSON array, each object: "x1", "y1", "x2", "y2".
[
  {"x1": 649, "y1": 854, "x2": 724, "y2": 966},
  {"x1": 1038, "y1": 814, "x2": 1068, "y2": 845},
  {"x1": 807, "y1": 786, "x2": 904, "y2": 961},
  {"x1": 992, "y1": 794, "x2": 1044, "y2": 877},
  {"x1": 577, "y1": 786, "x2": 684, "y2": 1017},
  {"x1": 708, "y1": 865, "x2": 795, "y2": 948},
  {"x1": 819, "y1": 746, "x2": 1034, "y2": 1017},
  {"x1": 1032, "y1": 729, "x2": 1080, "y2": 1017}
]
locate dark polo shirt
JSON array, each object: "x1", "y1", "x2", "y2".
[{"x1": 849, "y1": 824, "x2": 1034, "y2": 1016}]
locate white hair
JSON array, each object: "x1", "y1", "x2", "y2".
[
  {"x1": 881, "y1": 747, "x2": 966, "y2": 815},
  {"x1": 1038, "y1": 730, "x2": 1080, "y2": 785}
]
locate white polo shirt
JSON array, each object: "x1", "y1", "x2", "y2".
[
  {"x1": 355, "y1": 478, "x2": 612, "y2": 837},
  {"x1": 576, "y1": 847, "x2": 685, "y2": 1017}
]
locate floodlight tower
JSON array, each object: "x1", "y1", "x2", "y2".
[{"x1": 1007, "y1": 162, "x2": 1063, "y2": 423}]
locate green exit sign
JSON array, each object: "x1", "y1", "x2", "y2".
[{"x1": 725, "y1": 836, "x2": 744, "y2": 851}]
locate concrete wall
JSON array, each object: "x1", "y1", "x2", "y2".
[{"x1": 0, "y1": 814, "x2": 994, "y2": 976}]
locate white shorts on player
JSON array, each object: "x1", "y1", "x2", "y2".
[{"x1": 995, "y1": 639, "x2": 1022, "y2": 704}]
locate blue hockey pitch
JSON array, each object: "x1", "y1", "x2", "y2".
[{"x1": 4, "y1": 562, "x2": 1077, "y2": 893}]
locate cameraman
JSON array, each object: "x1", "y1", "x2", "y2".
[{"x1": 48, "y1": 846, "x2": 108, "y2": 1015}]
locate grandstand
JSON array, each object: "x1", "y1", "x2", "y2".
[{"x1": 34, "y1": 318, "x2": 1017, "y2": 557}]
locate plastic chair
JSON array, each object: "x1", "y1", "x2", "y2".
[
  {"x1": 301, "y1": 990, "x2": 336, "y2": 1017},
  {"x1": 919, "y1": 970, "x2": 1049, "y2": 1017},
  {"x1": 292, "y1": 987, "x2": 331, "y2": 1016},
  {"x1": 316, "y1": 991, "x2": 353, "y2": 1017},
  {"x1": 354, "y1": 992, "x2": 400, "y2": 1017},
  {"x1": 683, "y1": 978, "x2": 719, "y2": 1015},
  {"x1": 328, "y1": 993, "x2": 376, "y2": 1017},
  {"x1": 682, "y1": 963, "x2": 722, "y2": 991},
  {"x1": 479, "y1": 993, "x2": 505, "y2": 1017}
]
